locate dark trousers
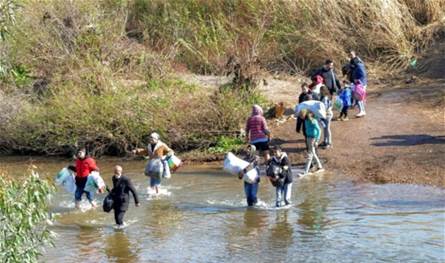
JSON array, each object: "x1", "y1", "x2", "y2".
[
  {"x1": 114, "y1": 209, "x2": 126, "y2": 225},
  {"x1": 340, "y1": 105, "x2": 349, "y2": 118}
]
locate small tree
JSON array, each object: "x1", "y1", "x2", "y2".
[{"x1": 0, "y1": 168, "x2": 55, "y2": 263}]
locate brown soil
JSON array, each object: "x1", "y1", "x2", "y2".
[{"x1": 271, "y1": 78, "x2": 445, "y2": 187}]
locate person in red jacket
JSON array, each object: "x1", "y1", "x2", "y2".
[{"x1": 75, "y1": 148, "x2": 99, "y2": 208}]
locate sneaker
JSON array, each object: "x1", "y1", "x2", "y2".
[
  {"x1": 297, "y1": 172, "x2": 309, "y2": 178},
  {"x1": 356, "y1": 112, "x2": 365, "y2": 117},
  {"x1": 343, "y1": 117, "x2": 349, "y2": 121},
  {"x1": 319, "y1": 142, "x2": 327, "y2": 147},
  {"x1": 315, "y1": 168, "x2": 325, "y2": 173}
]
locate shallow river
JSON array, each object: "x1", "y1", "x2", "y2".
[{"x1": 2, "y1": 157, "x2": 445, "y2": 263}]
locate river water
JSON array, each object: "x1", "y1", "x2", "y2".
[{"x1": 2, "y1": 157, "x2": 444, "y2": 263}]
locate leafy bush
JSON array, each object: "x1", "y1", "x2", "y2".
[
  {"x1": 208, "y1": 136, "x2": 244, "y2": 153},
  {"x1": 0, "y1": 169, "x2": 55, "y2": 263}
]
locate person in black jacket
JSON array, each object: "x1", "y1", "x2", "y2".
[
  {"x1": 312, "y1": 59, "x2": 341, "y2": 95},
  {"x1": 267, "y1": 146, "x2": 293, "y2": 207},
  {"x1": 111, "y1": 165, "x2": 139, "y2": 228}
]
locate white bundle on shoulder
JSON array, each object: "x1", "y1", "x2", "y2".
[
  {"x1": 55, "y1": 167, "x2": 76, "y2": 194},
  {"x1": 84, "y1": 171, "x2": 105, "y2": 193}
]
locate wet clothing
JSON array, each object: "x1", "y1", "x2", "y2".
[
  {"x1": 268, "y1": 153, "x2": 293, "y2": 207},
  {"x1": 114, "y1": 209, "x2": 125, "y2": 226},
  {"x1": 111, "y1": 175, "x2": 139, "y2": 212},
  {"x1": 276, "y1": 183, "x2": 292, "y2": 207},
  {"x1": 111, "y1": 175, "x2": 139, "y2": 226},
  {"x1": 241, "y1": 154, "x2": 260, "y2": 206},
  {"x1": 74, "y1": 186, "x2": 94, "y2": 202},
  {"x1": 75, "y1": 157, "x2": 98, "y2": 188},
  {"x1": 244, "y1": 182, "x2": 259, "y2": 206}
]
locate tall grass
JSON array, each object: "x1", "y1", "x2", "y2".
[{"x1": 129, "y1": 0, "x2": 443, "y2": 73}]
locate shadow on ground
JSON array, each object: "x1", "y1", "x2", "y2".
[{"x1": 370, "y1": 134, "x2": 445, "y2": 147}]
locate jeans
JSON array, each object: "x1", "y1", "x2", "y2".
[
  {"x1": 322, "y1": 117, "x2": 332, "y2": 145},
  {"x1": 276, "y1": 183, "x2": 292, "y2": 207},
  {"x1": 244, "y1": 182, "x2": 259, "y2": 206},
  {"x1": 150, "y1": 176, "x2": 161, "y2": 187},
  {"x1": 304, "y1": 138, "x2": 323, "y2": 174},
  {"x1": 114, "y1": 209, "x2": 125, "y2": 225},
  {"x1": 74, "y1": 185, "x2": 94, "y2": 202}
]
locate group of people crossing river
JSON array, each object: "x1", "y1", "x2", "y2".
[{"x1": 55, "y1": 51, "x2": 368, "y2": 228}]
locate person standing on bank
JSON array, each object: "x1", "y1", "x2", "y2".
[
  {"x1": 349, "y1": 51, "x2": 368, "y2": 117},
  {"x1": 111, "y1": 165, "x2": 139, "y2": 228},
  {"x1": 312, "y1": 59, "x2": 341, "y2": 95},
  {"x1": 245, "y1": 104, "x2": 271, "y2": 162},
  {"x1": 75, "y1": 148, "x2": 99, "y2": 209}
]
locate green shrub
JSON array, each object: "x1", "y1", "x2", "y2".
[{"x1": 0, "y1": 169, "x2": 55, "y2": 263}]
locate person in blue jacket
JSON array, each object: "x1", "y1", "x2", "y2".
[
  {"x1": 339, "y1": 81, "x2": 352, "y2": 121},
  {"x1": 349, "y1": 51, "x2": 368, "y2": 117},
  {"x1": 349, "y1": 51, "x2": 367, "y2": 87}
]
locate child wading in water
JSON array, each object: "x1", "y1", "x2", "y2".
[
  {"x1": 299, "y1": 109, "x2": 324, "y2": 176},
  {"x1": 267, "y1": 146, "x2": 293, "y2": 207},
  {"x1": 238, "y1": 145, "x2": 260, "y2": 207}
]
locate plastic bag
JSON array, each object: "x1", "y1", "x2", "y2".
[
  {"x1": 295, "y1": 100, "x2": 327, "y2": 119},
  {"x1": 84, "y1": 171, "x2": 105, "y2": 193},
  {"x1": 145, "y1": 159, "x2": 163, "y2": 180},
  {"x1": 223, "y1": 152, "x2": 249, "y2": 175},
  {"x1": 353, "y1": 84, "x2": 366, "y2": 101},
  {"x1": 55, "y1": 167, "x2": 76, "y2": 193},
  {"x1": 334, "y1": 98, "x2": 343, "y2": 112},
  {"x1": 243, "y1": 168, "x2": 259, "y2": 184},
  {"x1": 166, "y1": 155, "x2": 182, "y2": 172},
  {"x1": 103, "y1": 193, "x2": 114, "y2": 213}
]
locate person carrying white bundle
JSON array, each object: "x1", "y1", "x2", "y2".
[
  {"x1": 55, "y1": 165, "x2": 76, "y2": 194},
  {"x1": 84, "y1": 171, "x2": 106, "y2": 194},
  {"x1": 237, "y1": 145, "x2": 261, "y2": 207},
  {"x1": 133, "y1": 132, "x2": 174, "y2": 194}
]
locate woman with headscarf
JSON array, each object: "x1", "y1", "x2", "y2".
[
  {"x1": 238, "y1": 144, "x2": 261, "y2": 207},
  {"x1": 245, "y1": 105, "x2": 271, "y2": 162},
  {"x1": 133, "y1": 132, "x2": 174, "y2": 194}
]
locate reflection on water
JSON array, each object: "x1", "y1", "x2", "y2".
[
  {"x1": 104, "y1": 232, "x2": 138, "y2": 263},
  {"x1": 297, "y1": 177, "x2": 330, "y2": 233},
  {"x1": 1, "y1": 158, "x2": 444, "y2": 263}
]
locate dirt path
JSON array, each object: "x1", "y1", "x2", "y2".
[{"x1": 270, "y1": 79, "x2": 445, "y2": 187}]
